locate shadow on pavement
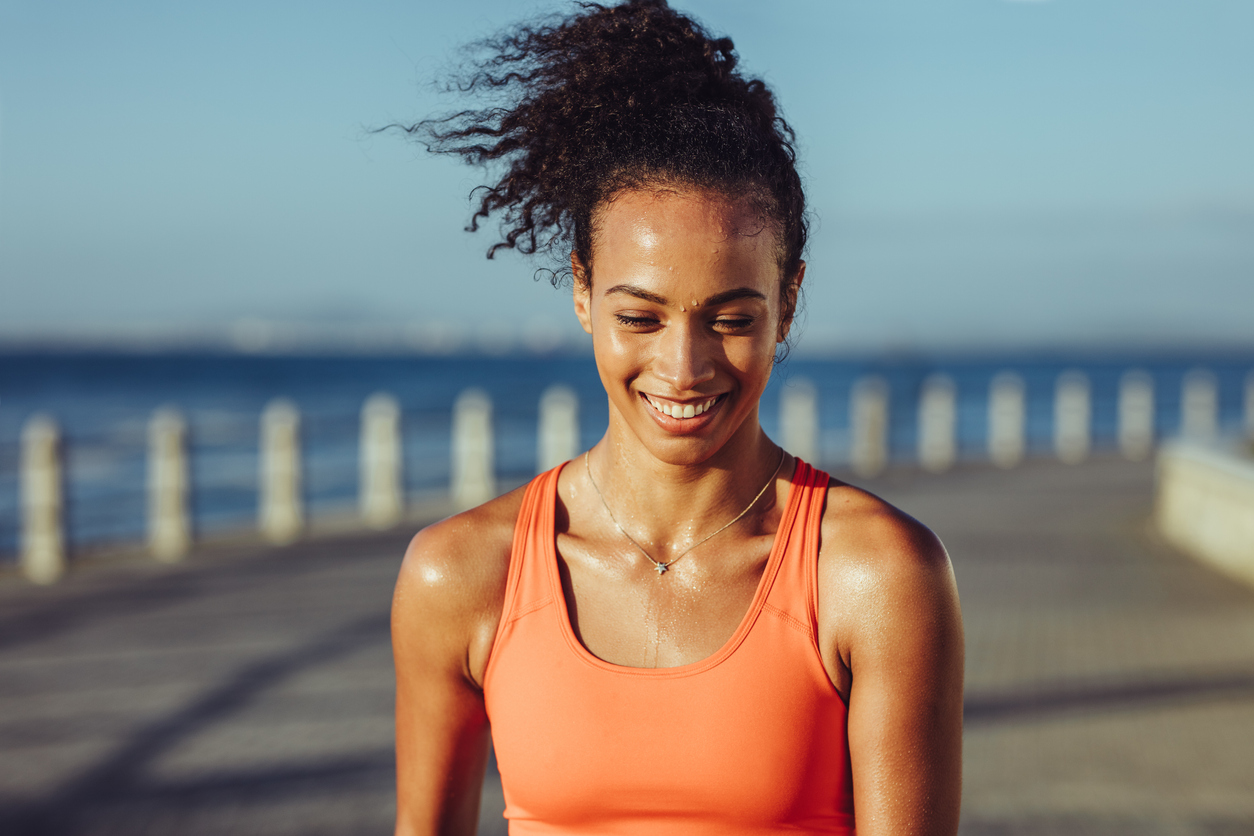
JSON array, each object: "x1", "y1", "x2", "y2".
[
  {"x1": 0, "y1": 611, "x2": 390, "y2": 836},
  {"x1": 965, "y1": 668, "x2": 1254, "y2": 726}
]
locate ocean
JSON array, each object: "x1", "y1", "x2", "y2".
[{"x1": 1, "y1": 348, "x2": 1252, "y2": 560}]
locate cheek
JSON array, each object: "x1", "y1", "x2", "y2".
[
  {"x1": 726, "y1": 335, "x2": 777, "y2": 389},
  {"x1": 591, "y1": 328, "x2": 646, "y2": 390},
  {"x1": 598, "y1": 325, "x2": 641, "y2": 361}
]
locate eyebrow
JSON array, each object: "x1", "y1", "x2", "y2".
[
  {"x1": 702, "y1": 288, "x2": 768, "y2": 307},
  {"x1": 602, "y1": 285, "x2": 767, "y2": 307},
  {"x1": 603, "y1": 284, "x2": 669, "y2": 305}
]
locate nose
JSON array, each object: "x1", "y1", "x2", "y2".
[{"x1": 651, "y1": 320, "x2": 716, "y2": 392}]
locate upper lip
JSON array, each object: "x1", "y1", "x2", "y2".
[{"x1": 641, "y1": 392, "x2": 722, "y2": 405}]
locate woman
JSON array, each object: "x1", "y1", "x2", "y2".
[{"x1": 392, "y1": 2, "x2": 963, "y2": 834}]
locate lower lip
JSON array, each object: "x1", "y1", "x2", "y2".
[{"x1": 641, "y1": 394, "x2": 725, "y2": 434}]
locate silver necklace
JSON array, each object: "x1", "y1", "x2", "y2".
[{"x1": 583, "y1": 448, "x2": 786, "y2": 576}]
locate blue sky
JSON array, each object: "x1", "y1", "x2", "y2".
[{"x1": 1, "y1": 0, "x2": 1251, "y2": 352}]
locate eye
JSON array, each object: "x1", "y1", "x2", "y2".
[
  {"x1": 713, "y1": 316, "x2": 756, "y2": 332},
  {"x1": 614, "y1": 313, "x2": 659, "y2": 328}
]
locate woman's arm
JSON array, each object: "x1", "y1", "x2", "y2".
[
  {"x1": 392, "y1": 505, "x2": 515, "y2": 836},
  {"x1": 821, "y1": 493, "x2": 965, "y2": 836}
]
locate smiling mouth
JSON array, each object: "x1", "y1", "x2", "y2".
[{"x1": 643, "y1": 393, "x2": 723, "y2": 419}]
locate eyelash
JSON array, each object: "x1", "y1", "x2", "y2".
[{"x1": 614, "y1": 314, "x2": 656, "y2": 327}]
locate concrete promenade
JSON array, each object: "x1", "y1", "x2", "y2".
[{"x1": 1, "y1": 458, "x2": 1252, "y2": 835}]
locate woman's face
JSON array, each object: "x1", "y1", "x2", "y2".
[{"x1": 573, "y1": 187, "x2": 803, "y2": 466}]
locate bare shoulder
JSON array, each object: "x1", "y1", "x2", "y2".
[
  {"x1": 816, "y1": 480, "x2": 962, "y2": 684},
  {"x1": 392, "y1": 486, "x2": 528, "y2": 688},
  {"x1": 819, "y1": 481, "x2": 951, "y2": 581},
  {"x1": 816, "y1": 481, "x2": 964, "y2": 832},
  {"x1": 395, "y1": 487, "x2": 524, "y2": 612}
]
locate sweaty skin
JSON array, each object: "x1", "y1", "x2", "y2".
[{"x1": 392, "y1": 187, "x2": 964, "y2": 836}]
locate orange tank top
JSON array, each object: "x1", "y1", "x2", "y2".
[{"x1": 483, "y1": 460, "x2": 855, "y2": 835}]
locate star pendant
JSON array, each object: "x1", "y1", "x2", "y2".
[{"x1": 654, "y1": 562, "x2": 669, "y2": 575}]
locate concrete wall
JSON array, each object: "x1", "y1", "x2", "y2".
[{"x1": 1156, "y1": 440, "x2": 1254, "y2": 588}]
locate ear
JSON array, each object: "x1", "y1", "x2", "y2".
[
  {"x1": 777, "y1": 261, "x2": 805, "y2": 343},
  {"x1": 571, "y1": 251, "x2": 594, "y2": 335}
]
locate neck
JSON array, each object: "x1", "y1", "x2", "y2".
[{"x1": 585, "y1": 411, "x2": 784, "y2": 558}]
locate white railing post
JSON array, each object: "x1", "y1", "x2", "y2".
[
  {"x1": 20, "y1": 415, "x2": 66, "y2": 584},
  {"x1": 1181, "y1": 368, "x2": 1218, "y2": 442},
  {"x1": 1054, "y1": 371, "x2": 1091, "y2": 464},
  {"x1": 918, "y1": 375, "x2": 956, "y2": 473},
  {"x1": 988, "y1": 373, "x2": 1025, "y2": 469},
  {"x1": 1117, "y1": 370, "x2": 1154, "y2": 461},
  {"x1": 259, "y1": 399, "x2": 303, "y2": 544},
  {"x1": 360, "y1": 393, "x2": 403, "y2": 529},
  {"x1": 537, "y1": 385, "x2": 579, "y2": 473},
  {"x1": 452, "y1": 389, "x2": 495, "y2": 509},
  {"x1": 148, "y1": 408, "x2": 191, "y2": 561},
  {"x1": 1245, "y1": 370, "x2": 1254, "y2": 441},
  {"x1": 851, "y1": 377, "x2": 889, "y2": 477},
  {"x1": 780, "y1": 379, "x2": 818, "y2": 464}
]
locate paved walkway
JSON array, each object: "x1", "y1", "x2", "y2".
[
  {"x1": 0, "y1": 458, "x2": 1251, "y2": 835},
  {"x1": 873, "y1": 459, "x2": 1254, "y2": 836}
]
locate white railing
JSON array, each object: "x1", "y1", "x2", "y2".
[{"x1": 12, "y1": 370, "x2": 1254, "y2": 583}]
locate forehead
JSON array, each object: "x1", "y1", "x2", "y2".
[
  {"x1": 591, "y1": 188, "x2": 780, "y2": 280},
  {"x1": 597, "y1": 187, "x2": 767, "y2": 244}
]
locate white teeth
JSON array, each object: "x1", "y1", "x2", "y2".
[{"x1": 647, "y1": 396, "x2": 717, "y2": 419}]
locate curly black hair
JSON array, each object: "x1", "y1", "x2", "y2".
[{"x1": 402, "y1": 0, "x2": 807, "y2": 292}]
